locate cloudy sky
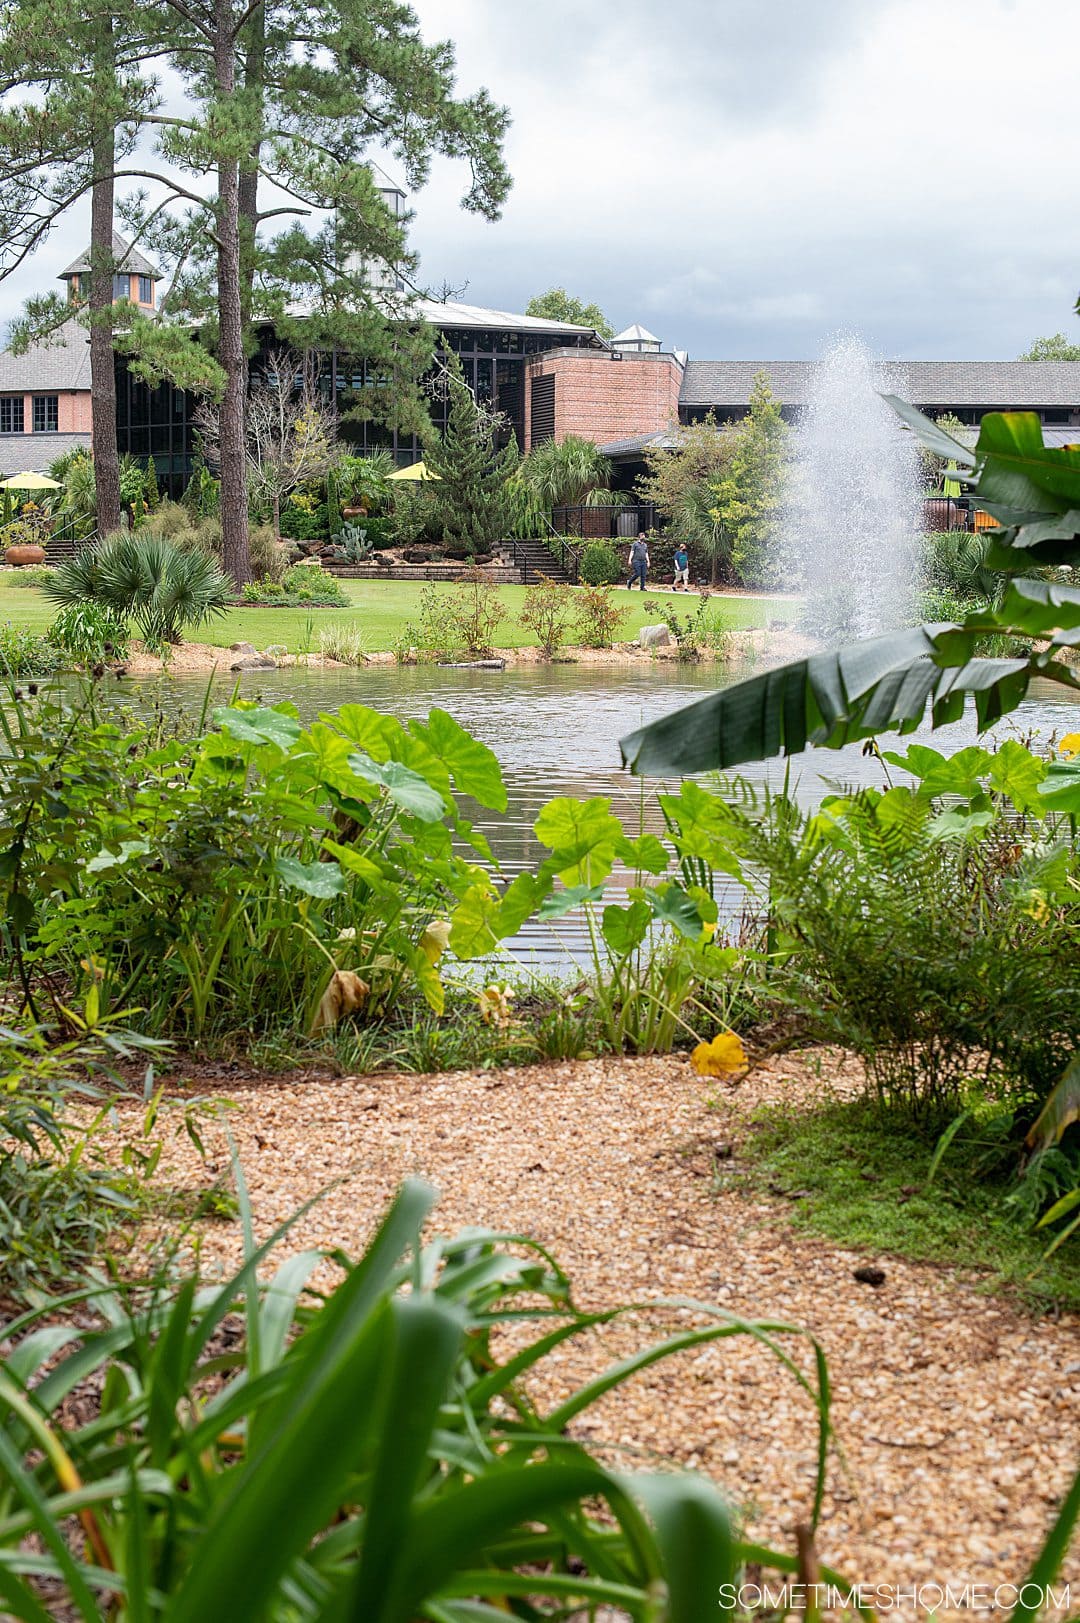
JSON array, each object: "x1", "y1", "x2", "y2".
[
  {"x1": 4, "y1": 0, "x2": 1076, "y2": 363},
  {"x1": 403, "y1": 0, "x2": 1078, "y2": 360}
]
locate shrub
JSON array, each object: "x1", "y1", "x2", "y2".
[
  {"x1": 643, "y1": 592, "x2": 721, "y2": 661},
  {"x1": 49, "y1": 600, "x2": 130, "y2": 664},
  {"x1": 0, "y1": 623, "x2": 62, "y2": 677},
  {"x1": 150, "y1": 497, "x2": 196, "y2": 540},
  {"x1": 447, "y1": 566, "x2": 505, "y2": 657},
  {"x1": 278, "y1": 496, "x2": 330, "y2": 541},
  {"x1": 241, "y1": 563, "x2": 348, "y2": 606},
  {"x1": 45, "y1": 532, "x2": 231, "y2": 647},
  {"x1": 579, "y1": 538, "x2": 622, "y2": 585},
  {"x1": 575, "y1": 583, "x2": 630, "y2": 648},
  {"x1": 0, "y1": 564, "x2": 54, "y2": 588},
  {"x1": 0, "y1": 687, "x2": 521, "y2": 1041},
  {"x1": 250, "y1": 521, "x2": 288, "y2": 582},
  {"x1": 404, "y1": 584, "x2": 459, "y2": 660},
  {"x1": 518, "y1": 576, "x2": 576, "y2": 657}
]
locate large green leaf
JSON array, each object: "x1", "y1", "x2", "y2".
[
  {"x1": 273, "y1": 856, "x2": 346, "y2": 899},
  {"x1": 534, "y1": 796, "x2": 623, "y2": 884},
  {"x1": 880, "y1": 396, "x2": 977, "y2": 466},
  {"x1": 213, "y1": 706, "x2": 302, "y2": 752},
  {"x1": 976, "y1": 412, "x2": 1080, "y2": 507},
  {"x1": 347, "y1": 752, "x2": 447, "y2": 822},
  {"x1": 409, "y1": 709, "x2": 508, "y2": 812}
]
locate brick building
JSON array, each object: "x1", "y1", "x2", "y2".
[{"x1": 0, "y1": 232, "x2": 159, "y2": 475}]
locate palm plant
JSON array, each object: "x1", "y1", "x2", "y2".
[
  {"x1": 46, "y1": 532, "x2": 231, "y2": 647},
  {"x1": 520, "y1": 433, "x2": 625, "y2": 509}
]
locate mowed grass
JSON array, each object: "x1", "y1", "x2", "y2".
[{"x1": 0, "y1": 578, "x2": 798, "y2": 655}]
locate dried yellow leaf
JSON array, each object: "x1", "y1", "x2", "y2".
[
  {"x1": 310, "y1": 970, "x2": 371, "y2": 1034},
  {"x1": 690, "y1": 1030, "x2": 748, "y2": 1078}
]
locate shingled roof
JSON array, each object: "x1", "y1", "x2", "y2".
[
  {"x1": 0, "y1": 318, "x2": 91, "y2": 393},
  {"x1": 60, "y1": 230, "x2": 160, "y2": 280},
  {"x1": 680, "y1": 359, "x2": 1080, "y2": 410}
]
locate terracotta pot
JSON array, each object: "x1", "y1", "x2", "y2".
[{"x1": 4, "y1": 544, "x2": 46, "y2": 567}]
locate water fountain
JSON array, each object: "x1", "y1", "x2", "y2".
[{"x1": 785, "y1": 334, "x2": 922, "y2": 641}]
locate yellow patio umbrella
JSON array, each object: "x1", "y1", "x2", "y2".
[
  {"x1": 387, "y1": 460, "x2": 441, "y2": 482},
  {"x1": 943, "y1": 460, "x2": 962, "y2": 500},
  {"x1": 0, "y1": 471, "x2": 62, "y2": 490}
]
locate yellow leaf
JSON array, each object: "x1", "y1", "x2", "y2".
[
  {"x1": 690, "y1": 1030, "x2": 748, "y2": 1078},
  {"x1": 310, "y1": 970, "x2": 370, "y2": 1034},
  {"x1": 1059, "y1": 732, "x2": 1080, "y2": 758},
  {"x1": 477, "y1": 984, "x2": 514, "y2": 1028},
  {"x1": 419, "y1": 919, "x2": 451, "y2": 965}
]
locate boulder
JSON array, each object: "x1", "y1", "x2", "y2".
[
  {"x1": 229, "y1": 641, "x2": 258, "y2": 654},
  {"x1": 230, "y1": 654, "x2": 277, "y2": 671},
  {"x1": 638, "y1": 623, "x2": 673, "y2": 649}
]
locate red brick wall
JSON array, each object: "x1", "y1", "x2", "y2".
[
  {"x1": 58, "y1": 392, "x2": 92, "y2": 432},
  {"x1": 524, "y1": 349, "x2": 683, "y2": 449}
]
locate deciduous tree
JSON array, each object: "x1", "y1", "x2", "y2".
[{"x1": 525, "y1": 287, "x2": 613, "y2": 339}]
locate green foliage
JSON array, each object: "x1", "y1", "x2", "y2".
[
  {"x1": 575, "y1": 583, "x2": 629, "y2": 648},
  {"x1": 0, "y1": 624, "x2": 62, "y2": 678},
  {"x1": 524, "y1": 285, "x2": 614, "y2": 337},
  {"x1": 518, "y1": 577, "x2": 576, "y2": 657},
  {"x1": 45, "y1": 532, "x2": 231, "y2": 647},
  {"x1": 659, "y1": 747, "x2": 1080, "y2": 1122},
  {"x1": 49, "y1": 601, "x2": 129, "y2": 664},
  {"x1": 0, "y1": 565, "x2": 53, "y2": 589},
  {"x1": 519, "y1": 433, "x2": 617, "y2": 509},
  {"x1": 579, "y1": 538, "x2": 622, "y2": 585},
  {"x1": 0, "y1": 1173, "x2": 836, "y2": 1620},
  {"x1": 181, "y1": 462, "x2": 221, "y2": 520},
  {"x1": 47, "y1": 448, "x2": 97, "y2": 540},
  {"x1": 502, "y1": 474, "x2": 551, "y2": 539},
  {"x1": 0, "y1": 1026, "x2": 163, "y2": 1297},
  {"x1": 424, "y1": 351, "x2": 519, "y2": 550},
  {"x1": 1018, "y1": 333, "x2": 1080, "y2": 361},
  {"x1": 710, "y1": 372, "x2": 788, "y2": 586},
  {"x1": 747, "y1": 1095, "x2": 1080, "y2": 1311},
  {"x1": 642, "y1": 593, "x2": 728, "y2": 662},
  {"x1": 384, "y1": 485, "x2": 431, "y2": 549},
  {"x1": 278, "y1": 497, "x2": 331, "y2": 541},
  {"x1": 335, "y1": 451, "x2": 394, "y2": 511},
  {"x1": 0, "y1": 687, "x2": 518, "y2": 1042},
  {"x1": 242, "y1": 564, "x2": 349, "y2": 606},
  {"x1": 636, "y1": 413, "x2": 739, "y2": 580}
]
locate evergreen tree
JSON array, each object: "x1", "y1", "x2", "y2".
[
  {"x1": 526, "y1": 287, "x2": 613, "y2": 339},
  {"x1": 423, "y1": 350, "x2": 518, "y2": 552},
  {"x1": 711, "y1": 373, "x2": 788, "y2": 588},
  {"x1": 0, "y1": 0, "x2": 157, "y2": 535}
]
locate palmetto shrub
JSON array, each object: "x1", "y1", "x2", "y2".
[{"x1": 46, "y1": 531, "x2": 230, "y2": 646}]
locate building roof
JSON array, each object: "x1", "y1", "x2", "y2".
[
  {"x1": 0, "y1": 318, "x2": 92, "y2": 393},
  {"x1": 612, "y1": 324, "x2": 660, "y2": 345},
  {"x1": 680, "y1": 359, "x2": 1080, "y2": 409},
  {"x1": 412, "y1": 296, "x2": 602, "y2": 338},
  {"x1": 600, "y1": 431, "x2": 679, "y2": 458},
  {"x1": 0, "y1": 431, "x2": 91, "y2": 476},
  {"x1": 60, "y1": 230, "x2": 160, "y2": 280}
]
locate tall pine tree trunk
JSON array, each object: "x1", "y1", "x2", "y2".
[
  {"x1": 214, "y1": 0, "x2": 251, "y2": 585},
  {"x1": 89, "y1": 19, "x2": 121, "y2": 538}
]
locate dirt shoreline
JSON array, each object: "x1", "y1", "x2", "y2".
[
  {"x1": 117, "y1": 1051, "x2": 1079, "y2": 1609},
  {"x1": 117, "y1": 623, "x2": 817, "y2": 676}
]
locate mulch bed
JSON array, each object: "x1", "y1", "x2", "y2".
[{"x1": 113, "y1": 1050, "x2": 1079, "y2": 1608}]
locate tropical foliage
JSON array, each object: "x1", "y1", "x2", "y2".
[
  {"x1": 0, "y1": 1171, "x2": 840, "y2": 1620},
  {"x1": 45, "y1": 533, "x2": 230, "y2": 647},
  {"x1": 519, "y1": 433, "x2": 621, "y2": 510}
]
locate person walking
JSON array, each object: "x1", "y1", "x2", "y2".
[
  {"x1": 672, "y1": 544, "x2": 689, "y2": 591},
  {"x1": 627, "y1": 532, "x2": 650, "y2": 590}
]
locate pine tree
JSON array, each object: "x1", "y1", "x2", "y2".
[
  {"x1": 424, "y1": 350, "x2": 518, "y2": 552},
  {"x1": 0, "y1": 0, "x2": 156, "y2": 536}
]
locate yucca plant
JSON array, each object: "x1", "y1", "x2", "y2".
[
  {"x1": 0, "y1": 1173, "x2": 841, "y2": 1621},
  {"x1": 45, "y1": 532, "x2": 230, "y2": 647}
]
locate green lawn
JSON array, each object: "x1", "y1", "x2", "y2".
[{"x1": 0, "y1": 578, "x2": 798, "y2": 655}]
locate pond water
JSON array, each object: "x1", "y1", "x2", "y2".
[{"x1": 75, "y1": 659, "x2": 1080, "y2": 967}]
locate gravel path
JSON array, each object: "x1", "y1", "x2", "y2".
[{"x1": 135, "y1": 1052, "x2": 1080, "y2": 1606}]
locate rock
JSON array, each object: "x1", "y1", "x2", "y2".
[
  {"x1": 230, "y1": 654, "x2": 277, "y2": 671},
  {"x1": 229, "y1": 641, "x2": 257, "y2": 654},
  {"x1": 853, "y1": 1265, "x2": 887, "y2": 1287},
  {"x1": 638, "y1": 623, "x2": 673, "y2": 649}
]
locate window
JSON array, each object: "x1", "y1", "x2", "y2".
[
  {"x1": 32, "y1": 395, "x2": 58, "y2": 433},
  {"x1": 113, "y1": 274, "x2": 131, "y2": 301},
  {"x1": 1043, "y1": 409, "x2": 1070, "y2": 425},
  {"x1": 138, "y1": 275, "x2": 153, "y2": 304},
  {"x1": 0, "y1": 397, "x2": 24, "y2": 434}
]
